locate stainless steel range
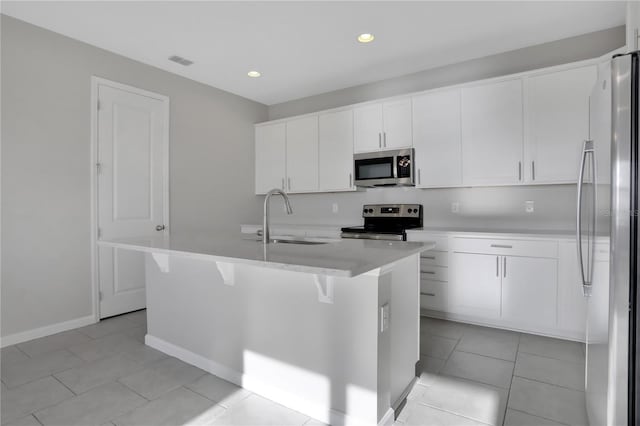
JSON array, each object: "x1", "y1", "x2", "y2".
[{"x1": 341, "y1": 204, "x2": 423, "y2": 241}]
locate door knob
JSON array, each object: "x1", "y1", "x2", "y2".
[{"x1": 155, "y1": 225, "x2": 166, "y2": 231}]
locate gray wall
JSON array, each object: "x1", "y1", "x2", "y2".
[
  {"x1": 1, "y1": 15, "x2": 267, "y2": 337},
  {"x1": 266, "y1": 26, "x2": 623, "y2": 232},
  {"x1": 268, "y1": 26, "x2": 625, "y2": 120}
]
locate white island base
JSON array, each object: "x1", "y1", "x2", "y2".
[{"x1": 142, "y1": 252, "x2": 420, "y2": 426}]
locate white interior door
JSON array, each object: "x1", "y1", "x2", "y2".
[{"x1": 96, "y1": 81, "x2": 168, "y2": 318}]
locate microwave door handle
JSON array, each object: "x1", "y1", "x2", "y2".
[{"x1": 392, "y1": 156, "x2": 398, "y2": 179}]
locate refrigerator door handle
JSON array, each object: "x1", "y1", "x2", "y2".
[{"x1": 576, "y1": 139, "x2": 594, "y2": 297}]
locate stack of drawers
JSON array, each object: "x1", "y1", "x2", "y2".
[{"x1": 417, "y1": 235, "x2": 449, "y2": 311}]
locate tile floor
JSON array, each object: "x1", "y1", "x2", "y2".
[
  {"x1": 398, "y1": 317, "x2": 588, "y2": 426},
  {"x1": 0, "y1": 312, "x2": 588, "y2": 426}
]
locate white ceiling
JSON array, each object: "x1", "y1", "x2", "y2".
[{"x1": 1, "y1": 1, "x2": 626, "y2": 105}]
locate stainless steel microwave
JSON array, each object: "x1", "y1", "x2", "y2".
[{"x1": 354, "y1": 148, "x2": 415, "y2": 187}]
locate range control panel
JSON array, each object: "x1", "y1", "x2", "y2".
[{"x1": 362, "y1": 204, "x2": 422, "y2": 218}]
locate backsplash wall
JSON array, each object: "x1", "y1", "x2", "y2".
[{"x1": 267, "y1": 184, "x2": 611, "y2": 234}]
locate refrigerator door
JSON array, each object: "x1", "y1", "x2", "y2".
[{"x1": 585, "y1": 58, "x2": 611, "y2": 426}]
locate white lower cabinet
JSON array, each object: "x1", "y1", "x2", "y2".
[
  {"x1": 449, "y1": 252, "x2": 502, "y2": 319},
  {"x1": 408, "y1": 230, "x2": 607, "y2": 341},
  {"x1": 501, "y1": 256, "x2": 557, "y2": 328}
]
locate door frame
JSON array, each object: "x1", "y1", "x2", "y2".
[{"x1": 90, "y1": 76, "x2": 170, "y2": 321}]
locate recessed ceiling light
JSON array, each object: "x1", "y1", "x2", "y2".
[
  {"x1": 247, "y1": 70, "x2": 261, "y2": 78},
  {"x1": 357, "y1": 33, "x2": 375, "y2": 43}
]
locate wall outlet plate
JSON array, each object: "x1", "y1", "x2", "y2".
[
  {"x1": 332, "y1": 203, "x2": 339, "y2": 213},
  {"x1": 525, "y1": 200, "x2": 535, "y2": 213},
  {"x1": 380, "y1": 303, "x2": 390, "y2": 333},
  {"x1": 451, "y1": 202, "x2": 460, "y2": 213}
]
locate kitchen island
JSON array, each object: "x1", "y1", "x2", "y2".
[{"x1": 98, "y1": 234, "x2": 434, "y2": 426}]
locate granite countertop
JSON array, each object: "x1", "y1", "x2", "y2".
[{"x1": 98, "y1": 233, "x2": 434, "y2": 278}]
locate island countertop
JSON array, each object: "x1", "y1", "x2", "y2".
[{"x1": 98, "y1": 234, "x2": 435, "y2": 277}]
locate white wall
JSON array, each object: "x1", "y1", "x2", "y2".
[
  {"x1": 1, "y1": 15, "x2": 267, "y2": 338},
  {"x1": 265, "y1": 26, "x2": 624, "y2": 232}
]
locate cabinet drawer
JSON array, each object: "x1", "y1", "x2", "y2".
[
  {"x1": 420, "y1": 251, "x2": 448, "y2": 267},
  {"x1": 420, "y1": 280, "x2": 448, "y2": 311},
  {"x1": 420, "y1": 265, "x2": 448, "y2": 282},
  {"x1": 451, "y1": 237, "x2": 558, "y2": 258},
  {"x1": 407, "y1": 233, "x2": 449, "y2": 251}
]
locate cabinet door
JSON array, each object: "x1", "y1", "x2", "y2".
[
  {"x1": 354, "y1": 103, "x2": 383, "y2": 152},
  {"x1": 449, "y1": 252, "x2": 502, "y2": 318},
  {"x1": 286, "y1": 116, "x2": 318, "y2": 193},
  {"x1": 382, "y1": 98, "x2": 412, "y2": 149},
  {"x1": 501, "y1": 256, "x2": 557, "y2": 328},
  {"x1": 591, "y1": 60, "x2": 612, "y2": 185},
  {"x1": 255, "y1": 123, "x2": 286, "y2": 194},
  {"x1": 525, "y1": 66, "x2": 596, "y2": 183},
  {"x1": 461, "y1": 79, "x2": 524, "y2": 185},
  {"x1": 319, "y1": 110, "x2": 354, "y2": 191},
  {"x1": 412, "y1": 89, "x2": 462, "y2": 187}
]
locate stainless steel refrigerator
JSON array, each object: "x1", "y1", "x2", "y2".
[{"x1": 579, "y1": 51, "x2": 639, "y2": 426}]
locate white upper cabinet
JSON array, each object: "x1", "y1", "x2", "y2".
[
  {"x1": 412, "y1": 89, "x2": 462, "y2": 188},
  {"x1": 286, "y1": 116, "x2": 319, "y2": 193},
  {"x1": 354, "y1": 103, "x2": 383, "y2": 152},
  {"x1": 461, "y1": 79, "x2": 524, "y2": 185},
  {"x1": 382, "y1": 98, "x2": 413, "y2": 149},
  {"x1": 319, "y1": 109, "x2": 355, "y2": 192},
  {"x1": 255, "y1": 123, "x2": 286, "y2": 194},
  {"x1": 354, "y1": 98, "x2": 412, "y2": 152},
  {"x1": 524, "y1": 65, "x2": 597, "y2": 183}
]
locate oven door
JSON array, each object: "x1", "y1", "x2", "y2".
[{"x1": 354, "y1": 149, "x2": 414, "y2": 187}]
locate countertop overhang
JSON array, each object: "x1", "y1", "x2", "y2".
[{"x1": 98, "y1": 234, "x2": 435, "y2": 277}]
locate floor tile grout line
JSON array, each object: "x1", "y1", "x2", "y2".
[
  {"x1": 511, "y1": 374, "x2": 586, "y2": 393},
  {"x1": 50, "y1": 374, "x2": 79, "y2": 396},
  {"x1": 414, "y1": 400, "x2": 495, "y2": 426},
  {"x1": 506, "y1": 407, "x2": 573, "y2": 426},
  {"x1": 516, "y1": 347, "x2": 586, "y2": 365},
  {"x1": 115, "y1": 377, "x2": 153, "y2": 402},
  {"x1": 502, "y1": 333, "x2": 522, "y2": 426},
  {"x1": 14, "y1": 344, "x2": 33, "y2": 359},
  {"x1": 451, "y1": 348, "x2": 517, "y2": 363}
]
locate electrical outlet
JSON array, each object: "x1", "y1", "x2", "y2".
[
  {"x1": 332, "y1": 203, "x2": 339, "y2": 213},
  {"x1": 380, "y1": 303, "x2": 390, "y2": 332},
  {"x1": 451, "y1": 202, "x2": 460, "y2": 213},
  {"x1": 525, "y1": 200, "x2": 535, "y2": 213}
]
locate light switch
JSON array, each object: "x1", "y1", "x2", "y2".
[{"x1": 451, "y1": 202, "x2": 460, "y2": 213}]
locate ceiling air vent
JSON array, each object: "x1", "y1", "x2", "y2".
[{"x1": 168, "y1": 55, "x2": 194, "y2": 66}]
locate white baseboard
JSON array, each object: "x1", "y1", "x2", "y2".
[
  {"x1": 0, "y1": 315, "x2": 96, "y2": 347},
  {"x1": 146, "y1": 334, "x2": 389, "y2": 426}
]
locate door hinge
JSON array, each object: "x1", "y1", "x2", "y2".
[
  {"x1": 99, "y1": 291, "x2": 103, "y2": 301},
  {"x1": 97, "y1": 228, "x2": 102, "y2": 239}
]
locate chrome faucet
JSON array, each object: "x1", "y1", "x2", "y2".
[{"x1": 263, "y1": 188, "x2": 293, "y2": 243}]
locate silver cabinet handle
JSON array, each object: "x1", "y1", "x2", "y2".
[
  {"x1": 421, "y1": 292, "x2": 436, "y2": 297},
  {"x1": 349, "y1": 173, "x2": 352, "y2": 187},
  {"x1": 421, "y1": 255, "x2": 436, "y2": 260},
  {"x1": 503, "y1": 256, "x2": 507, "y2": 278},
  {"x1": 518, "y1": 161, "x2": 522, "y2": 181},
  {"x1": 418, "y1": 168, "x2": 421, "y2": 185},
  {"x1": 383, "y1": 132, "x2": 387, "y2": 147},
  {"x1": 155, "y1": 225, "x2": 166, "y2": 231},
  {"x1": 490, "y1": 244, "x2": 512, "y2": 248},
  {"x1": 496, "y1": 256, "x2": 499, "y2": 277},
  {"x1": 378, "y1": 133, "x2": 382, "y2": 148},
  {"x1": 532, "y1": 161, "x2": 536, "y2": 181},
  {"x1": 281, "y1": 178, "x2": 285, "y2": 190},
  {"x1": 421, "y1": 270, "x2": 436, "y2": 275},
  {"x1": 288, "y1": 177, "x2": 291, "y2": 191}
]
